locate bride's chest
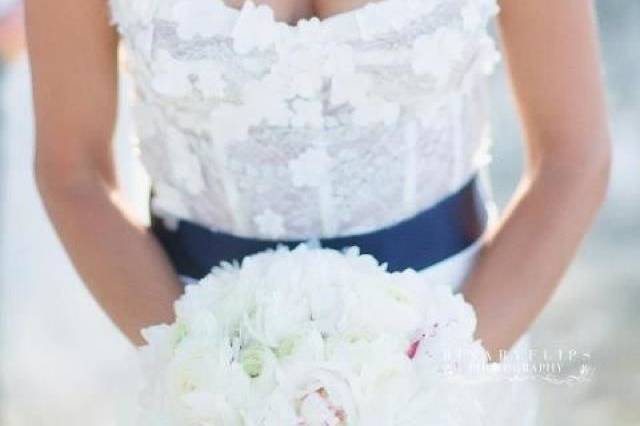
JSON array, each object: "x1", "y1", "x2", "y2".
[
  {"x1": 108, "y1": 0, "x2": 500, "y2": 128},
  {"x1": 113, "y1": 1, "x2": 498, "y2": 65},
  {"x1": 220, "y1": 0, "x2": 379, "y2": 26}
]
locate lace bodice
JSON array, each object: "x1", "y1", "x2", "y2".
[{"x1": 108, "y1": 0, "x2": 501, "y2": 239}]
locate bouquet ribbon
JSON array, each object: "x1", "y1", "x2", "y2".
[{"x1": 150, "y1": 173, "x2": 488, "y2": 280}]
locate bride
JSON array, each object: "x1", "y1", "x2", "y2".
[{"x1": 25, "y1": 0, "x2": 610, "y2": 422}]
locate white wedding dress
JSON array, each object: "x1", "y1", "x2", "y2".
[{"x1": 108, "y1": 0, "x2": 538, "y2": 423}]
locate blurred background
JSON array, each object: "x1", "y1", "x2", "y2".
[{"x1": 0, "y1": 1, "x2": 638, "y2": 425}]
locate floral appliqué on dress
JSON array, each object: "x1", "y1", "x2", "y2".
[{"x1": 108, "y1": 0, "x2": 502, "y2": 239}]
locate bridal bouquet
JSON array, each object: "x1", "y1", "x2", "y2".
[{"x1": 137, "y1": 243, "x2": 490, "y2": 425}]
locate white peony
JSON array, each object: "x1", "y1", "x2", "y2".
[{"x1": 137, "y1": 243, "x2": 492, "y2": 425}]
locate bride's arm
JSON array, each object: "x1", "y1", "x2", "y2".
[
  {"x1": 461, "y1": 0, "x2": 612, "y2": 360},
  {"x1": 25, "y1": 0, "x2": 183, "y2": 346}
]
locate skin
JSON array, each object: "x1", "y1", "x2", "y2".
[
  {"x1": 25, "y1": 0, "x2": 611, "y2": 355},
  {"x1": 460, "y1": 0, "x2": 611, "y2": 360}
]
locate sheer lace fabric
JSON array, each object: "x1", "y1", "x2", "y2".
[{"x1": 108, "y1": 0, "x2": 501, "y2": 239}]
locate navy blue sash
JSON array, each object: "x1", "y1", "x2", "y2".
[{"x1": 150, "y1": 174, "x2": 488, "y2": 281}]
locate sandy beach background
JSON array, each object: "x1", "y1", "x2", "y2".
[{"x1": 1, "y1": 2, "x2": 638, "y2": 425}]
